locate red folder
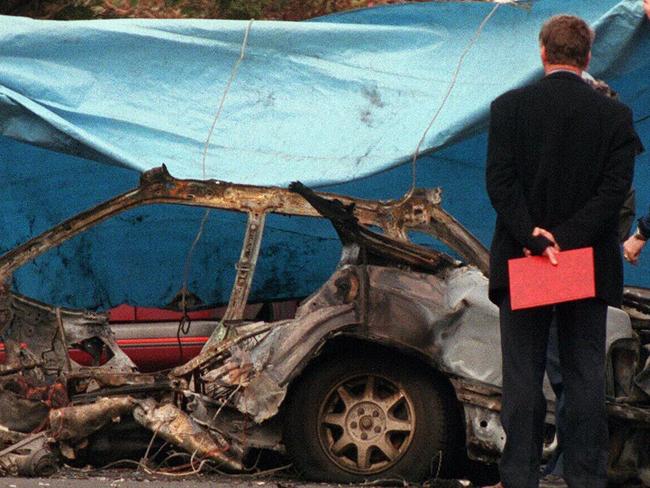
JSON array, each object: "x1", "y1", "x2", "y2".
[{"x1": 508, "y1": 247, "x2": 595, "y2": 310}]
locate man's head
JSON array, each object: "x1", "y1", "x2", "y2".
[{"x1": 539, "y1": 15, "x2": 594, "y2": 71}]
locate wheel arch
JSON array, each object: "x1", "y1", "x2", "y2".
[
  {"x1": 285, "y1": 335, "x2": 455, "y2": 396},
  {"x1": 279, "y1": 334, "x2": 469, "y2": 481},
  {"x1": 281, "y1": 335, "x2": 466, "y2": 451}
]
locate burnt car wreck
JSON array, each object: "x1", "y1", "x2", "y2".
[{"x1": 0, "y1": 166, "x2": 649, "y2": 484}]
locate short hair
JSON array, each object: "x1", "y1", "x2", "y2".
[{"x1": 539, "y1": 15, "x2": 594, "y2": 68}]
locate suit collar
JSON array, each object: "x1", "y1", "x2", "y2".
[{"x1": 543, "y1": 71, "x2": 587, "y2": 84}]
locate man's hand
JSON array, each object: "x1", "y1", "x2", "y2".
[
  {"x1": 623, "y1": 234, "x2": 647, "y2": 265},
  {"x1": 542, "y1": 246, "x2": 559, "y2": 266},
  {"x1": 524, "y1": 227, "x2": 560, "y2": 265},
  {"x1": 644, "y1": 0, "x2": 650, "y2": 20},
  {"x1": 532, "y1": 227, "x2": 559, "y2": 247}
]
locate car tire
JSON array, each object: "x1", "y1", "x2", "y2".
[{"x1": 283, "y1": 351, "x2": 459, "y2": 483}]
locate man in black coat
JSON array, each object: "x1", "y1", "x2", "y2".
[{"x1": 485, "y1": 15, "x2": 638, "y2": 488}]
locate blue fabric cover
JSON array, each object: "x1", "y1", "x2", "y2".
[{"x1": 0, "y1": 0, "x2": 648, "y2": 309}]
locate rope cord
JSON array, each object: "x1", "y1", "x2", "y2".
[
  {"x1": 176, "y1": 19, "x2": 255, "y2": 358},
  {"x1": 183, "y1": 18, "x2": 254, "y2": 299},
  {"x1": 406, "y1": 2, "x2": 502, "y2": 198},
  {"x1": 201, "y1": 18, "x2": 255, "y2": 180}
]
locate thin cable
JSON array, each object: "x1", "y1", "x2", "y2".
[
  {"x1": 176, "y1": 19, "x2": 255, "y2": 353},
  {"x1": 63, "y1": 459, "x2": 143, "y2": 473},
  {"x1": 149, "y1": 441, "x2": 169, "y2": 463},
  {"x1": 139, "y1": 426, "x2": 161, "y2": 472},
  {"x1": 180, "y1": 212, "x2": 210, "y2": 313},
  {"x1": 406, "y1": 3, "x2": 501, "y2": 198},
  {"x1": 142, "y1": 459, "x2": 211, "y2": 477},
  {"x1": 157, "y1": 451, "x2": 191, "y2": 468},
  {"x1": 201, "y1": 18, "x2": 254, "y2": 180},
  {"x1": 211, "y1": 384, "x2": 242, "y2": 422}
]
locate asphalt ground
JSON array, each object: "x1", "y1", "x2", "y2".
[
  {"x1": 0, "y1": 472, "x2": 472, "y2": 488},
  {"x1": 0, "y1": 467, "x2": 646, "y2": 488},
  {"x1": 0, "y1": 468, "x2": 473, "y2": 488},
  {"x1": 0, "y1": 472, "x2": 647, "y2": 488}
]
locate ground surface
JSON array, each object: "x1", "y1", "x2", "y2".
[
  {"x1": 0, "y1": 467, "x2": 647, "y2": 487},
  {"x1": 0, "y1": 468, "x2": 471, "y2": 488}
]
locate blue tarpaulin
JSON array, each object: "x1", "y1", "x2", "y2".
[{"x1": 0, "y1": 0, "x2": 648, "y2": 309}]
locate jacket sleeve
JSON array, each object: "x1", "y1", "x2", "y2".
[
  {"x1": 618, "y1": 188, "x2": 636, "y2": 242},
  {"x1": 639, "y1": 207, "x2": 650, "y2": 238},
  {"x1": 551, "y1": 107, "x2": 636, "y2": 249},
  {"x1": 485, "y1": 98, "x2": 551, "y2": 254}
]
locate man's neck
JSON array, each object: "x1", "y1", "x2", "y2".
[{"x1": 544, "y1": 63, "x2": 583, "y2": 76}]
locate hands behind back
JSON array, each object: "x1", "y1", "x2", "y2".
[{"x1": 523, "y1": 227, "x2": 560, "y2": 265}]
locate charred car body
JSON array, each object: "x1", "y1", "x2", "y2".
[{"x1": 0, "y1": 166, "x2": 648, "y2": 483}]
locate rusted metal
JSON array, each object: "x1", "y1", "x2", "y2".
[
  {"x1": 0, "y1": 375, "x2": 68, "y2": 434},
  {"x1": 0, "y1": 433, "x2": 58, "y2": 477},
  {"x1": 0, "y1": 293, "x2": 136, "y2": 379},
  {"x1": 462, "y1": 405, "x2": 504, "y2": 464},
  {"x1": 64, "y1": 371, "x2": 158, "y2": 388},
  {"x1": 0, "y1": 388, "x2": 51, "y2": 434},
  {"x1": 0, "y1": 426, "x2": 27, "y2": 446},
  {"x1": 66, "y1": 373, "x2": 176, "y2": 404},
  {"x1": 288, "y1": 181, "x2": 456, "y2": 274},
  {"x1": 0, "y1": 164, "x2": 647, "y2": 482},
  {"x1": 455, "y1": 390, "x2": 502, "y2": 412},
  {"x1": 0, "y1": 279, "x2": 14, "y2": 337},
  {"x1": 450, "y1": 378, "x2": 502, "y2": 398},
  {"x1": 229, "y1": 304, "x2": 356, "y2": 423},
  {"x1": 55, "y1": 308, "x2": 73, "y2": 373},
  {"x1": 450, "y1": 377, "x2": 556, "y2": 422},
  {"x1": 170, "y1": 322, "x2": 271, "y2": 378},
  {"x1": 202, "y1": 347, "x2": 253, "y2": 389},
  {"x1": 133, "y1": 399, "x2": 243, "y2": 471},
  {"x1": 0, "y1": 347, "x2": 42, "y2": 377},
  {"x1": 0, "y1": 165, "x2": 488, "y2": 283},
  {"x1": 49, "y1": 396, "x2": 136, "y2": 443},
  {"x1": 415, "y1": 208, "x2": 489, "y2": 274},
  {"x1": 223, "y1": 212, "x2": 266, "y2": 323}
]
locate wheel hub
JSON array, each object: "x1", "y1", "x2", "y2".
[{"x1": 347, "y1": 401, "x2": 386, "y2": 441}]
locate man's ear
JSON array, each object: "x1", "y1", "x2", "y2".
[
  {"x1": 584, "y1": 50, "x2": 592, "y2": 70},
  {"x1": 540, "y1": 45, "x2": 548, "y2": 65}
]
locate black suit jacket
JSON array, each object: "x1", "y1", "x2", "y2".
[{"x1": 486, "y1": 71, "x2": 637, "y2": 307}]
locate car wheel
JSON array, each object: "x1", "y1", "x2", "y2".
[{"x1": 283, "y1": 352, "x2": 459, "y2": 482}]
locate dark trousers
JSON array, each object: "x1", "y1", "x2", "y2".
[
  {"x1": 498, "y1": 297, "x2": 609, "y2": 488},
  {"x1": 542, "y1": 319, "x2": 566, "y2": 477}
]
